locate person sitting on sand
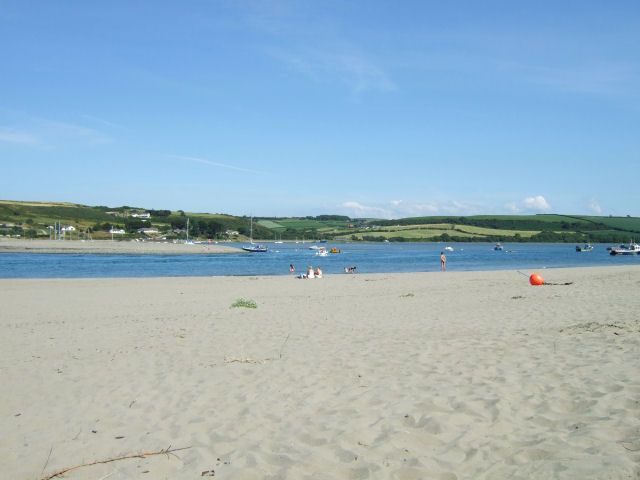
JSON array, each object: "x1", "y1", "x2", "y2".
[
  {"x1": 306, "y1": 265, "x2": 315, "y2": 279},
  {"x1": 314, "y1": 266, "x2": 323, "y2": 278},
  {"x1": 344, "y1": 266, "x2": 357, "y2": 273}
]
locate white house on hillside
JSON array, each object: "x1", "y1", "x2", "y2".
[
  {"x1": 109, "y1": 228, "x2": 126, "y2": 234},
  {"x1": 137, "y1": 227, "x2": 159, "y2": 235},
  {"x1": 131, "y1": 212, "x2": 151, "y2": 219}
]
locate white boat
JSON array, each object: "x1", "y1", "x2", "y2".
[
  {"x1": 494, "y1": 243, "x2": 503, "y2": 251},
  {"x1": 444, "y1": 246, "x2": 454, "y2": 252},
  {"x1": 315, "y1": 247, "x2": 328, "y2": 257},
  {"x1": 575, "y1": 243, "x2": 594, "y2": 252},
  {"x1": 242, "y1": 217, "x2": 268, "y2": 253},
  {"x1": 609, "y1": 241, "x2": 640, "y2": 256}
]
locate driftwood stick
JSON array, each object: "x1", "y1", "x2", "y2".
[
  {"x1": 279, "y1": 333, "x2": 291, "y2": 359},
  {"x1": 225, "y1": 332, "x2": 292, "y2": 365},
  {"x1": 40, "y1": 445, "x2": 191, "y2": 480},
  {"x1": 621, "y1": 442, "x2": 640, "y2": 452},
  {"x1": 224, "y1": 356, "x2": 270, "y2": 364},
  {"x1": 41, "y1": 446, "x2": 53, "y2": 475}
]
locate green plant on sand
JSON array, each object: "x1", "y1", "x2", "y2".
[{"x1": 231, "y1": 298, "x2": 258, "y2": 309}]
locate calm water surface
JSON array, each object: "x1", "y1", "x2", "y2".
[{"x1": 1, "y1": 242, "x2": 638, "y2": 279}]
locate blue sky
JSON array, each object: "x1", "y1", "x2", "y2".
[{"x1": 1, "y1": 1, "x2": 638, "y2": 218}]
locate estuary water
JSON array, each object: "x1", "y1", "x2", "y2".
[{"x1": 0, "y1": 242, "x2": 638, "y2": 279}]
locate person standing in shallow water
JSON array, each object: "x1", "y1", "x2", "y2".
[{"x1": 440, "y1": 251, "x2": 447, "y2": 271}]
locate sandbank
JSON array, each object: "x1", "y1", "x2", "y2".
[
  {"x1": 1, "y1": 266, "x2": 639, "y2": 479},
  {"x1": 0, "y1": 238, "x2": 242, "y2": 254}
]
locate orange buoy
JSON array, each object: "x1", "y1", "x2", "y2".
[{"x1": 529, "y1": 273, "x2": 544, "y2": 286}]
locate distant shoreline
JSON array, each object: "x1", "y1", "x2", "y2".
[{"x1": 0, "y1": 238, "x2": 243, "y2": 255}]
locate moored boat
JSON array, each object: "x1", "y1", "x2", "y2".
[
  {"x1": 575, "y1": 243, "x2": 594, "y2": 252},
  {"x1": 609, "y1": 242, "x2": 640, "y2": 255},
  {"x1": 242, "y1": 216, "x2": 268, "y2": 253},
  {"x1": 242, "y1": 244, "x2": 268, "y2": 252}
]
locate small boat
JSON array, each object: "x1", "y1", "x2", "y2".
[
  {"x1": 242, "y1": 244, "x2": 268, "y2": 252},
  {"x1": 609, "y1": 241, "x2": 640, "y2": 256},
  {"x1": 444, "y1": 246, "x2": 454, "y2": 252},
  {"x1": 494, "y1": 243, "x2": 503, "y2": 251},
  {"x1": 315, "y1": 247, "x2": 328, "y2": 257},
  {"x1": 329, "y1": 247, "x2": 341, "y2": 254},
  {"x1": 242, "y1": 216, "x2": 268, "y2": 253},
  {"x1": 575, "y1": 244, "x2": 594, "y2": 252},
  {"x1": 308, "y1": 245, "x2": 321, "y2": 250}
]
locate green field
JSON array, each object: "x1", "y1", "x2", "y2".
[
  {"x1": 577, "y1": 216, "x2": 640, "y2": 232},
  {"x1": 274, "y1": 218, "x2": 351, "y2": 230},
  {"x1": 337, "y1": 225, "x2": 541, "y2": 241},
  {"x1": 452, "y1": 225, "x2": 540, "y2": 238},
  {"x1": 1, "y1": 200, "x2": 638, "y2": 243},
  {"x1": 337, "y1": 229, "x2": 479, "y2": 240},
  {"x1": 256, "y1": 219, "x2": 285, "y2": 229}
]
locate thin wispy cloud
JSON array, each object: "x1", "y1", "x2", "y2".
[
  {"x1": 1, "y1": 111, "x2": 113, "y2": 147},
  {"x1": 0, "y1": 128, "x2": 39, "y2": 145},
  {"x1": 171, "y1": 155, "x2": 267, "y2": 175},
  {"x1": 240, "y1": 2, "x2": 396, "y2": 93},
  {"x1": 392, "y1": 26, "x2": 638, "y2": 99},
  {"x1": 501, "y1": 61, "x2": 637, "y2": 96},
  {"x1": 39, "y1": 119, "x2": 112, "y2": 145},
  {"x1": 80, "y1": 114, "x2": 125, "y2": 130},
  {"x1": 268, "y1": 47, "x2": 396, "y2": 93}
]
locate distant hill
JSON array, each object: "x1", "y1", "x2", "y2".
[
  {"x1": 0, "y1": 200, "x2": 352, "y2": 241},
  {"x1": 352, "y1": 214, "x2": 640, "y2": 243},
  {"x1": 1, "y1": 199, "x2": 638, "y2": 243}
]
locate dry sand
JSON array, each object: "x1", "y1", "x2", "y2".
[
  {"x1": 0, "y1": 239, "x2": 241, "y2": 254},
  {"x1": 1, "y1": 266, "x2": 639, "y2": 479}
]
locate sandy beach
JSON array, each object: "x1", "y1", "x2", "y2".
[
  {"x1": 0, "y1": 239, "x2": 242, "y2": 255},
  {"x1": 1, "y1": 266, "x2": 639, "y2": 479}
]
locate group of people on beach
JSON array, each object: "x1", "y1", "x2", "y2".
[
  {"x1": 291, "y1": 263, "x2": 359, "y2": 277},
  {"x1": 289, "y1": 253, "x2": 446, "y2": 277},
  {"x1": 295, "y1": 265, "x2": 322, "y2": 279}
]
